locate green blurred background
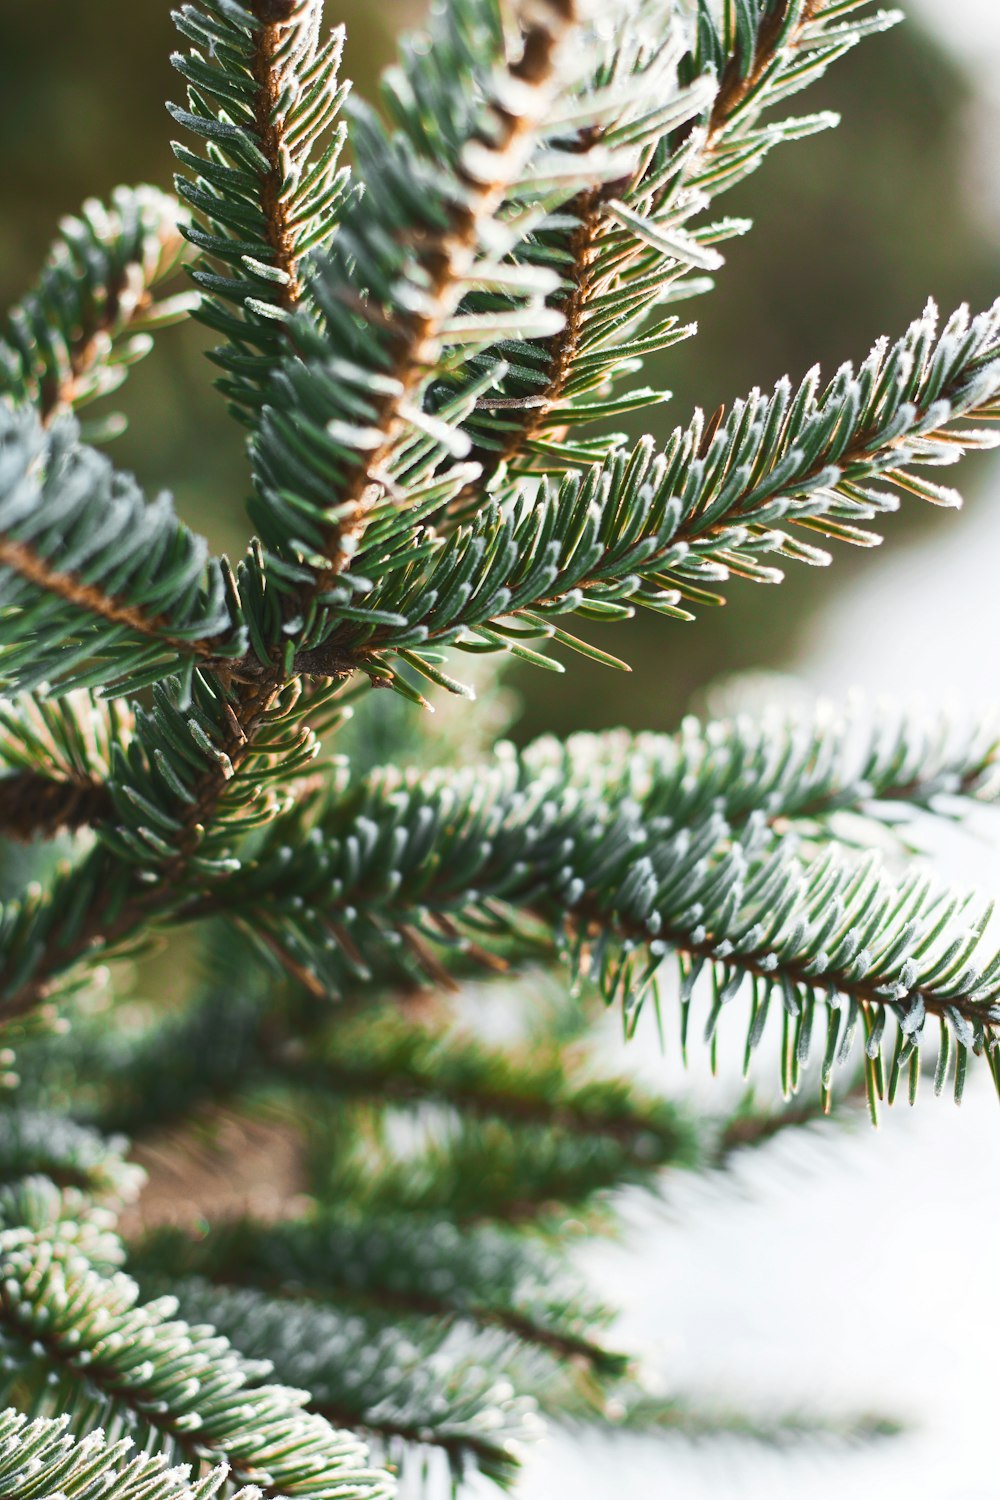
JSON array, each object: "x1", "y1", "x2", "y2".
[{"x1": 2, "y1": 1, "x2": 996, "y2": 739}]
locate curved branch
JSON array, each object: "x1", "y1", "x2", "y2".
[{"x1": 0, "y1": 186, "x2": 191, "y2": 424}]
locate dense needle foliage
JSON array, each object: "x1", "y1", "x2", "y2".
[{"x1": 0, "y1": 0, "x2": 998, "y2": 1494}]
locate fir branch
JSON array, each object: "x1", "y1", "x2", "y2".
[
  {"x1": 0, "y1": 771, "x2": 110, "y2": 842},
  {"x1": 0, "y1": 406, "x2": 246, "y2": 697},
  {"x1": 278, "y1": 298, "x2": 1000, "y2": 693},
  {"x1": 3, "y1": 693, "x2": 997, "y2": 1028},
  {"x1": 461, "y1": 0, "x2": 900, "y2": 483},
  {"x1": 54, "y1": 978, "x2": 271, "y2": 1138},
  {"x1": 170, "y1": 0, "x2": 351, "y2": 421},
  {"x1": 0, "y1": 186, "x2": 193, "y2": 433},
  {"x1": 3, "y1": 5, "x2": 997, "y2": 1491},
  {"x1": 167, "y1": 1277, "x2": 543, "y2": 1489},
  {"x1": 308, "y1": 1100, "x2": 691, "y2": 1225},
  {"x1": 712, "y1": 1076, "x2": 866, "y2": 1161},
  {"x1": 0, "y1": 1176, "x2": 126, "y2": 1275},
  {"x1": 0, "y1": 690, "x2": 130, "y2": 843},
  {"x1": 530, "y1": 704, "x2": 1000, "y2": 843},
  {"x1": 0, "y1": 674, "x2": 349, "y2": 1021},
  {"x1": 0, "y1": 1241, "x2": 394, "y2": 1500},
  {"x1": 250, "y1": 0, "x2": 621, "y2": 597},
  {"x1": 101, "y1": 670, "x2": 350, "y2": 872},
  {"x1": 0, "y1": 1411, "x2": 242, "y2": 1500},
  {"x1": 193, "y1": 738, "x2": 1000, "y2": 1106},
  {"x1": 566, "y1": 1381, "x2": 902, "y2": 1447},
  {"x1": 294, "y1": 1006, "x2": 689, "y2": 1154},
  {"x1": 0, "y1": 691, "x2": 344, "y2": 1042},
  {"x1": 6, "y1": 11, "x2": 955, "y2": 1036},
  {"x1": 0, "y1": 1109, "x2": 142, "y2": 1209},
  {"x1": 130, "y1": 1211, "x2": 629, "y2": 1377},
  {"x1": 3, "y1": 691, "x2": 998, "y2": 1026}
]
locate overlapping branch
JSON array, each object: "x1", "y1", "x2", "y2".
[
  {"x1": 0, "y1": 405, "x2": 245, "y2": 698},
  {"x1": 250, "y1": 0, "x2": 627, "y2": 599},
  {"x1": 461, "y1": 0, "x2": 901, "y2": 483},
  {"x1": 133, "y1": 1208, "x2": 628, "y2": 1376},
  {"x1": 160, "y1": 1277, "x2": 542, "y2": 1490},
  {"x1": 196, "y1": 732, "x2": 1000, "y2": 1107},
  {"x1": 0, "y1": 1411, "x2": 241, "y2": 1500},
  {"x1": 0, "y1": 1240, "x2": 393, "y2": 1500},
  {"x1": 281, "y1": 298, "x2": 1000, "y2": 695}
]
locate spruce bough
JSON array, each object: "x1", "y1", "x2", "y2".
[{"x1": 0, "y1": 0, "x2": 998, "y2": 1492}]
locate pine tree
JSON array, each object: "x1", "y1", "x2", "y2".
[{"x1": 0, "y1": 0, "x2": 998, "y2": 1493}]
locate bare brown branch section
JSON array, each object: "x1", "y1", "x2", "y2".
[
  {"x1": 0, "y1": 772, "x2": 112, "y2": 843},
  {"x1": 708, "y1": 0, "x2": 809, "y2": 129}
]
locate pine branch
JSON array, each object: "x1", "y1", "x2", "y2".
[
  {"x1": 130, "y1": 1210, "x2": 628, "y2": 1377},
  {"x1": 0, "y1": 1411, "x2": 242, "y2": 1500},
  {"x1": 0, "y1": 1240, "x2": 393, "y2": 1499},
  {"x1": 186, "y1": 736, "x2": 1000, "y2": 1108},
  {"x1": 281, "y1": 297, "x2": 1000, "y2": 695},
  {"x1": 0, "y1": 186, "x2": 194, "y2": 436},
  {"x1": 170, "y1": 0, "x2": 351, "y2": 423},
  {"x1": 462, "y1": 0, "x2": 901, "y2": 484},
  {"x1": 0, "y1": 1109, "x2": 142, "y2": 1209},
  {"x1": 0, "y1": 405, "x2": 246, "y2": 698},
  {"x1": 294, "y1": 1005, "x2": 689, "y2": 1155},
  {"x1": 166, "y1": 1277, "x2": 543, "y2": 1490},
  {"x1": 249, "y1": 0, "x2": 622, "y2": 599},
  {"x1": 307, "y1": 1099, "x2": 691, "y2": 1226}
]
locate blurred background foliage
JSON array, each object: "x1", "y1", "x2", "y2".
[{"x1": 1, "y1": 0, "x2": 997, "y2": 740}]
